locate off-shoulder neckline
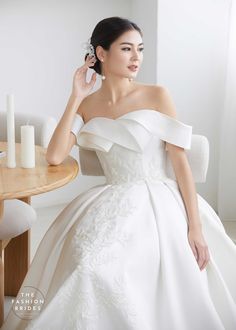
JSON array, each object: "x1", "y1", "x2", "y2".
[{"x1": 77, "y1": 109, "x2": 189, "y2": 127}]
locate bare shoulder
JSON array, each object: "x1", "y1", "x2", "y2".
[
  {"x1": 145, "y1": 84, "x2": 178, "y2": 119},
  {"x1": 134, "y1": 82, "x2": 168, "y2": 95}
]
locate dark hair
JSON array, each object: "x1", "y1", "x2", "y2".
[{"x1": 84, "y1": 16, "x2": 143, "y2": 75}]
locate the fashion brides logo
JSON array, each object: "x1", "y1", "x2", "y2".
[{"x1": 11, "y1": 286, "x2": 45, "y2": 320}]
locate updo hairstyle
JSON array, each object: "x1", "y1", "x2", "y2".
[{"x1": 84, "y1": 16, "x2": 143, "y2": 75}]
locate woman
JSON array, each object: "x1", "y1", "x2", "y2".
[{"x1": 3, "y1": 16, "x2": 236, "y2": 330}]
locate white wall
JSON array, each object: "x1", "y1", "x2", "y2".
[
  {"x1": 218, "y1": 0, "x2": 236, "y2": 221},
  {"x1": 130, "y1": 0, "x2": 158, "y2": 84},
  {"x1": 0, "y1": 0, "x2": 232, "y2": 214},
  {"x1": 0, "y1": 0, "x2": 159, "y2": 208},
  {"x1": 157, "y1": 0, "x2": 231, "y2": 210},
  {"x1": 0, "y1": 0, "x2": 130, "y2": 207}
]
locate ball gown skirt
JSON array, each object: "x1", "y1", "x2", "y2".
[{"x1": 2, "y1": 109, "x2": 236, "y2": 330}]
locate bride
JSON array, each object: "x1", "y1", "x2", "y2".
[{"x1": 3, "y1": 16, "x2": 236, "y2": 330}]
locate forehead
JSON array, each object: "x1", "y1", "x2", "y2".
[{"x1": 114, "y1": 29, "x2": 143, "y2": 45}]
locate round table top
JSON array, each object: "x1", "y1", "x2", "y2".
[{"x1": 0, "y1": 142, "x2": 79, "y2": 200}]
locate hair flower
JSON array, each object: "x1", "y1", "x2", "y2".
[{"x1": 81, "y1": 38, "x2": 95, "y2": 57}]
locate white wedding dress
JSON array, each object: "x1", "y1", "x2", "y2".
[{"x1": 2, "y1": 109, "x2": 236, "y2": 330}]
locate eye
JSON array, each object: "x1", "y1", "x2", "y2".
[{"x1": 121, "y1": 47, "x2": 144, "y2": 52}]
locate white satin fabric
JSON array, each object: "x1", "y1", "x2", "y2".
[{"x1": 3, "y1": 109, "x2": 236, "y2": 330}]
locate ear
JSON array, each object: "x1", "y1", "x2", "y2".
[{"x1": 96, "y1": 45, "x2": 106, "y2": 62}]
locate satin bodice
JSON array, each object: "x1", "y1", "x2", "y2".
[{"x1": 70, "y1": 109, "x2": 193, "y2": 185}]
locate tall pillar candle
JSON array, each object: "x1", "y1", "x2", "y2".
[
  {"x1": 21, "y1": 125, "x2": 35, "y2": 168},
  {"x1": 6, "y1": 94, "x2": 16, "y2": 168}
]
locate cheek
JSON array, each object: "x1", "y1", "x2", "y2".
[
  {"x1": 109, "y1": 53, "x2": 127, "y2": 68},
  {"x1": 114, "y1": 52, "x2": 127, "y2": 62}
]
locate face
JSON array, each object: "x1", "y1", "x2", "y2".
[{"x1": 97, "y1": 29, "x2": 144, "y2": 79}]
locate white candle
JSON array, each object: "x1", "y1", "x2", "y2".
[
  {"x1": 21, "y1": 125, "x2": 35, "y2": 168},
  {"x1": 6, "y1": 94, "x2": 16, "y2": 168}
]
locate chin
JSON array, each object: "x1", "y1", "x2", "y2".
[
  {"x1": 126, "y1": 73, "x2": 137, "y2": 79},
  {"x1": 119, "y1": 71, "x2": 137, "y2": 80}
]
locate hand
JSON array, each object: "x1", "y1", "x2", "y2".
[
  {"x1": 187, "y1": 227, "x2": 210, "y2": 271},
  {"x1": 71, "y1": 55, "x2": 97, "y2": 100}
]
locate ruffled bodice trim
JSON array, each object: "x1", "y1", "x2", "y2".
[{"x1": 71, "y1": 109, "x2": 192, "y2": 153}]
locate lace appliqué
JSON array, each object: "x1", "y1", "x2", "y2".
[
  {"x1": 58, "y1": 184, "x2": 138, "y2": 329},
  {"x1": 51, "y1": 270, "x2": 139, "y2": 330},
  {"x1": 97, "y1": 147, "x2": 145, "y2": 185},
  {"x1": 72, "y1": 183, "x2": 136, "y2": 266},
  {"x1": 96, "y1": 143, "x2": 169, "y2": 185},
  {"x1": 147, "y1": 153, "x2": 168, "y2": 182}
]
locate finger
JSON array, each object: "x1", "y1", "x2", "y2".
[
  {"x1": 88, "y1": 72, "x2": 97, "y2": 87},
  {"x1": 87, "y1": 54, "x2": 96, "y2": 60},
  {"x1": 80, "y1": 58, "x2": 92, "y2": 71},
  {"x1": 85, "y1": 55, "x2": 96, "y2": 65},
  {"x1": 201, "y1": 260, "x2": 207, "y2": 271},
  {"x1": 197, "y1": 247, "x2": 204, "y2": 269},
  {"x1": 85, "y1": 54, "x2": 94, "y2": 60},
  {"x1": 189, "y1": 240, "x2": 198, "y2": 260},
  {"x1": 87, "y1": 57, "x2": 97, "y2": 67},
  {"x1": 201, "y1": 247, "x2": 210, "y2": 270},
  {"x1": 197, "y1": 246, "x2": 206, "y2": 270},
  {"x1": 77, "y1": 65, "x2": 89, "y2": 77},
  {"x1": 76, "y1": 56, "x2": 96, "y2": 76},
  {"x1": 75, "y1": 66, "x2": 87, "y2": 77},
  {"x1": 91, "y1": 71, "x2": 97, "y2": 80},
  {"x1": 78, "y1": 56, "x2": 94, "y2": 70}
]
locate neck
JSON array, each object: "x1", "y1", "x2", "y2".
[{"x1": 98, "y1": 75, "x2": 134, "y2": 105}]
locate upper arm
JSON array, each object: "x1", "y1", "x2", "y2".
[
  {"x1": 151, "y1": 85, "x2": 178, "y2": 119},
  {"x1": 151, "y1": 85, "x2": 188, "y2": 166}
]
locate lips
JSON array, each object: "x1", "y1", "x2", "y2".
[{"x1": 128, "y1": 65, "x2": 138, "y2": 72}]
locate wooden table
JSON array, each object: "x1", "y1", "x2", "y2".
[{"x1": 0, "y1": 141, "x2": 79, "y2": 326}]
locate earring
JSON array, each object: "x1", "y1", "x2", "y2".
[{"x1": 129, "y1": 77, "x2": 133, "y2": 82}]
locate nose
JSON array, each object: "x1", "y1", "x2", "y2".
[{"x1": 131, "y1": 49, "x2": 140, "y2": 61}]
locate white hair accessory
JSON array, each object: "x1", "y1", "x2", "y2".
[{"x1": 82, "y1": 38, "x2": 95, "y2": 58}]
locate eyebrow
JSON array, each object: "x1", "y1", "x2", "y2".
[{"x1": 119, "y1": 42, "x2": 144, "y2": 46}]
